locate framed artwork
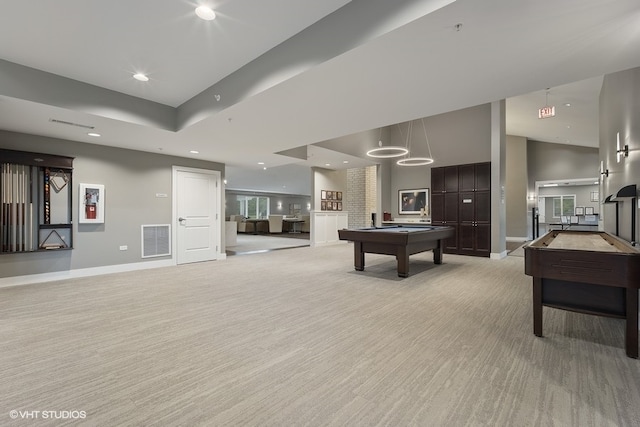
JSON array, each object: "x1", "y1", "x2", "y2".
[
  {"x1": 575, "y1": 206, "x2": 584, "y2": 216},
  {"x1": 327, "y1": 191, "x2": 334, "y2": 200},
  {"x1": 333, "y1": 202, "x2": 338, "y2": 210},
  {"x1": 321, "y1": 201, "x2": 327, "y2": 210},
  {"x1": 337, "y1": 202, "x2": 342, "y2": 211},
  {"x1": 321, "y1": 190, "x2": 327, "y2": 200},
  {"x1": 326, "y1": 201, "x2": 333, "y2": 211},
  {"x1": 590, "y1": 191, "x2": 599, "y2": 202},
  {"x1": 585, "y1": 207, "x2": 594, "y2": 215},
  {"x1": 336, "y1": 192, "x2": 342, "y2": 200},
  {"x1": 79, "y1": 183, "x2": 105, "y2": 223},
  {"x1": 398, "y1": 188, "x2": 429, "y2": 215}
]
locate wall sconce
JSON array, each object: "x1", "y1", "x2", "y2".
[
  {"x1": 307, "y1": 203, "x2": 311, "y2": 210},
  {"x1": 527, "y1": 193, "x2": 536, "y2": 201},
  {"x1": 616, "y1": 132, "x2": 629, "y2": 162},
  {"x1": 600, "y1": 161, "x2": 609, "y2": 178},
  {"x1": 277, "y1": 201, "x2": 282, "y2": 210}
]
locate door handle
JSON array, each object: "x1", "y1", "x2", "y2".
[{"x1": 178, "y1": 217, "x2": 186, "y2": 222}]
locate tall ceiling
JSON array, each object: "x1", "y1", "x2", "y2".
[{"x1": 1, "y1": 0, "x2": 639, "y2": 194}]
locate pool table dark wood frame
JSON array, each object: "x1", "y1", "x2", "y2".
[
  {"x1": 524, "y1": 230, "x2": 640, "y2": 358},
  {"x1": 338, "y1": 225, "x2": 454, "y2": 277}
]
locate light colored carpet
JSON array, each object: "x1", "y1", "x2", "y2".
[{"x1": 1, "y1": 244, "x2": 639, "y2": 426}]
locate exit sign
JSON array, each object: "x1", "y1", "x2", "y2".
[{"x1": 538, "y1": 105, "x2": 555, "y2": 119}]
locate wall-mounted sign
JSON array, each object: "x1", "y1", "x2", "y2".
[{"x1": 538, "y1": 106, "x2": 555, "y2": 119}]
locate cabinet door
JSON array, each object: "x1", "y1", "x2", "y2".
[
  {"x1": 443, "y1": 224, "x2": 458, "y2": 254},
  {"x1": 458, "y1": 164, "x2": 475, "y2": 192},
  {"x1": 444, "y1": 166, "x2": 459, "y2": 192},
  {"x1": 431, "y1": 193, "x2": 444, "y2": 221},
  {"x1": 475, "y1": 224, "x2": 491, "y2": 257},
  {"x1": 475, "y1": 162, "x2": 491, "y2": 191},
  {"x1": 431, "y1": 167, "x2": 445, "y2": 193},
  {"x1": 444, "y1": 193, "x2": 458, "y2": 223},
  {"x1": 459, "y1": 192, "x2": 475, "y2": 223},
  {"x1": 475, "y1": 191, "x2": 491, "y2": 223},
  {"x1": 458, "y1": 223, "x2": 475, "y2": 255}
]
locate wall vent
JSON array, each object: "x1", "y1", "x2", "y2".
[
  {"x1": 141, "y1": 224, "x2": 171, "y2": 258},
  {"x1": 49, "y1": 118, "x2": 95, "y2": 130}
]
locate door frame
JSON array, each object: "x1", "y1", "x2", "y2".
[{"x1": 171, "y1": 165, "x2": 223, "y2": 264}]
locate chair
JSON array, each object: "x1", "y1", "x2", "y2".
[
  {"x1": 268, "y1": 215, "x2": 284, "y2": 233},
  {"x1": 230, "y1": 215, "x2": 248, "y2": 233},
  {"x1": 300, "y1": 215, "x2": 310, "y2": 233}
]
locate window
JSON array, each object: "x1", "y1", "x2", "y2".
[
  {"x1": 237, "y1": 195, "x2": 270, "y2": 218},
  {"x1": 552, "y1": 195, "x2": 575, "y2": 218}
]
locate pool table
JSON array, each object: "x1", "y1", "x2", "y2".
[
  {"x1": 338, "y1": 225, "x2": 454, "y2": 277},
  {"x1": 524, "y1": 230, "x2": 640, "y2": 358}
]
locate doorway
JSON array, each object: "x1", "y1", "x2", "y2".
[{"x1": 172, "y1": 166, "x2": 221, "y2": 264}]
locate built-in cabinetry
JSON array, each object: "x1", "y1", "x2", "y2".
[
  {"x1": 431, "y1": 162, "x2": 490, "y2": 257},
  {"x1": 0, "y1": 149, "x2": 74, "y2": 253}
]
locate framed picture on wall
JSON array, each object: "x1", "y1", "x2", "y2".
[
  {"x1": 321, "y1": 190, "x2": 327, "y2": 200},
  {"x1": 398, "y1": 188, "x2": 429, "y2": 215},
  {"x1": 327, "y1": 191, "x2": 334, "y2": 200},
  {"x1": 337, "y1": 202, "x2": 342, "y2": 211},
  {"x1": 590, "y1": 191, "x2": 599, "y2": 202},
  {"x1": 575, "y1": 206, "x2": 584, "y2": 215},
  {"x1": 336, "y1": 192, "x2": 342, "y2": 200},
  {"x1": 585, "y1": 207, "x2": 594, "y2": 215}
]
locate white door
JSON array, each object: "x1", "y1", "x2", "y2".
[{"x1": 174, "y1": 167, "x2": 219, "y2": 264}]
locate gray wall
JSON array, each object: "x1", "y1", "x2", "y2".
[
  {"x1": 506, "y1": 136, "x2": 529, "y2": 238},
  {"x1": 599, "y1": 66, "x2": 640, "y2": 243},
  {"x1": 0, "y1": 130, "x2": 223, "y2": 278},
  {"x1": 527, "y1": 140, "x2": 599, "y2": 190}
]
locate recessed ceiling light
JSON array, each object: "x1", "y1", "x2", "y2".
[
  {"x1": 263, "y1": 167, "x2": 267, "y2": 170},
  {"x1": 87, "y1": 132, "x2": 101, "y2": 137},
  {"x1": 565, "y1": 103, "x2": 571, "y2": 107},
  {"x1": 325, "y1": 163, "x2": 331, "y2": 166},
  {"x1": 190, "y1": 150, "x2": 199, "y2": 154},
  {"x1": 195, "y1": 6, "x2": 216, "y2": 20},
  {"x1": 343, "y1": 160, "x2": 349, "y2": 164},
  {"x1": 258, "y1": 162, "x2": 265, "y2": 165},
  {"x1": 133, "y1": 73, "x2": 149, "y2": 82}
]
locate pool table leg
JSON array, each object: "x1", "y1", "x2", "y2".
[
  {"x1": 433, "y1": 242, "x2": 443, "y2": 265},
  {"x1": 626, "y1": 288, "x2": 638, "y2": 359},
  {"x1": 397, "y1": 247, "x2": 409, "y2": 278},
  {"x1": 533, "y1": 277, "x2": 543, "y2": 337},
  {"x1": 354, "y1": 242, "x2": 365, "y2": 271}
]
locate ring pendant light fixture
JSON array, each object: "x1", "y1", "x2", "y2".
[
  {"x1": 396, "y1": 118, "x2": 435, "y2": 166},
  {"x1": 366, "y1": 128, "x2": 409, "y2": 158}
]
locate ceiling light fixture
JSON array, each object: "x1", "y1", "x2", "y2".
[
  {"x1": 190, "y1": 150, "x2": 199, "y2": 154},
  {"x1": 133, "y1": 73, "x2": 149, "y2": 82},
  {"x1": 397, "y1": 119, "x2": 435, "y2": 166},
  {"x1": 366, "y1": 127, "x2": 408, "y2": 158},
  {"x1": 87, "y1": 132, "x2": 101, "y2": 137},
  {"x1": 195, "y1": 6, "x2": 216, "y2": 20}
]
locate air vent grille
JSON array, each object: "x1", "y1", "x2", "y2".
[
  {"x1": 141, "y1": 224, "x2": 171, "y2": 258},
  {"x1": 49, "y1": 118, "x2": 95, "y2": 130}
]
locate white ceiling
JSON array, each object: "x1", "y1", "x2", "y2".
[{"x1": 1, "y1": 0, "x2": 639, "y2": 193}]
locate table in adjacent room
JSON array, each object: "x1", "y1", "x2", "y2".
[
  {"x1": 524, "y1": 230, "x2": 640, "y2": 358},
  {"x1": 283, "y1": 217, "x2": 304, "y2": 233},
  {"x1": 338, "y1": 225, "x2": 454, "y2": 277}
]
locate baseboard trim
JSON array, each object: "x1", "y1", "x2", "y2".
[
  {"x1": 506, "y1": 236, "x2": 529, "y2": 242},
  {"x1": 490, "y1": 250, "x2": 508, "y2": 260},
  {"x1": 0, "y1": 259, "x2": 176, "y2": 288}
]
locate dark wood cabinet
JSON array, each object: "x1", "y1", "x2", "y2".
[{"x1": 431, "y1": 162, "x2": 490, "y2": 257}]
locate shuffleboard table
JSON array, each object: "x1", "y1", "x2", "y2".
[
  {"x1": 524, "y1": 230, "x2": 640, "y2": 358},
  {"x1": 338, "y1": 225, "x2": 454, "y2": 277}
]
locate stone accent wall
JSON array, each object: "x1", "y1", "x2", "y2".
[{"x1": 346, "y1": 165, "x2": 377, "y2": 228}]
